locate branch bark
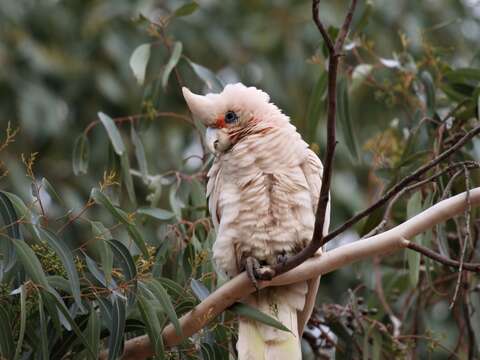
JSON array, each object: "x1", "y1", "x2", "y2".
[
  {"x1": 106, "y1": 188, "x2": 480, "y2": 360},
  {"x1": 272, "y1": 0, "x2": 358, "y2": 276}
]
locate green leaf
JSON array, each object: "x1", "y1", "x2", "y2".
[
  {"x1": 190, "y1": 278, "x2": 210, "y2": 301},
  {"x1": 41, "y1": 177, "x2": 64, "y2": 205},
  {"x1": 130, "y1": 126, "x2": 149, "y2": 183},
  {"x1": 0, "y1": 192, "x2": 19, "y2": 275},
  {"x1": 1, "y1": 191, "x2": 42, "y2": 243},
  {"x1": 107, "y1": 294, "x2": 127, "y2": 360},
  {"x1": 420, "y1": 70, "x2": 436, "y2": 117},
  {"x1": 107, "y1": 239, "x2": 137, "y2": 304},
  {"x1": 337, "y1": 77, "x2": 359, "y2": 161},
  {"x1": 11, "y1": 240, "x2": 49, "y2": 288},
  {"x1": 229, "y1": 302, "x2": 291, "y2": 333},
  {"x1": 38, "y1": 228, "x2": 84, "y2": 311},
  {"x1": 406, "y1": 192, "x2": 422, "y2": 287},
  {"x1": 98, "y1": 112, "x2": 125, "y2": 155},
  {"x1": 0, "y1": 304, "x2": 14, "y2": 360},
  {"x1": 129, "y1": 43, "x2": 151, "y2": 85},
  {"x1": 146, "y1": 279, "x2": 182, "y2": 337},
  {"x1": 173, "y1": 2, "x2": 199, "y2": 17},
  {"x1": 137, "y1": 293, "x2": 165, "y2": 359},
  {"x1": 444, "y1": 67, "x2": 480, "y2": 83},
  {"x1": 86, "y1": 305, "x2": 101, "y2": 360},
  {"x1": 38, "y1": 294, "x2": 49, "y2": 360},
  {"x1": 91, "y1": 188, "x2": 148, "y2": 256},
  {"x1": 305, "y1": 71, "x2": 327, "y2": 143},
  {"x1": 72, "y1": 134, "x2": 90, "y2": 175},
  {"x1": 137, "y1": 207, "x2": 175, "y2": 221},
  {"x1": 477, "y1": 93, "x2": 480, "y2": 120},
  {"x1": 91, "y1": 188, "x2": 129, "y2": 223},
  {"x1": 42, "y1": 289, "x2": 96, "y2": 358},
  {"x1": 120, "y1": 152, "x2": 137, "y2": 206},
  {"x1": 353, "y1": 0, "x2": 373, "y2": 33},
  {"x1": 188, "y1": 60, "x2": 223, "y2": 92},
  {"x1": 162, "y1": 42, "x2": 183, "y2": 89},
  {"x1": 13, "y1": 285, "x2": 26, "y2": 360},
  {"x1": 90, "y1": 221, "x2": 114, "y2": 284}
]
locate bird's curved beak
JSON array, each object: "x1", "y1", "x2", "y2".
[
  {"x1": 205, "y1": 127, "x2": 219, "y2": 154},
  {"x1": 182, "y1": 87, "x2": 216, "y2": 126}
]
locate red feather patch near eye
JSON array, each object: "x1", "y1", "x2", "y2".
[{"x1": 215, "y1": 117, "x2": 225, "y2": 128}]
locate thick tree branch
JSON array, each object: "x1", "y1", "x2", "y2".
[{"x1": 108, "y1": 188, "x2": 480, "y2": 360}]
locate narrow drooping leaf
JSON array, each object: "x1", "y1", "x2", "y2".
[
  {"x1": 337, "y1": 77, "x2": 359, "y2": 161},
  {"x1": 137, "y1": 293, "x2": 165, "y2": 359},
  {"x1": 91, "y1": 188, "x2": 148, "y2": 257},
  {"x1": 72, "y1": 134, "x2": 90, "y2": 175},
  {"x1": 420, "y1": 70, "x2": 436, "y2": 116},
  {"x1": 305, "y1": 71, "x2": 327, "y2": 143},
  {"x1": 162, "y1": 42, "x2": 183, "y2": 89},
  {"x1": 86, "y1": 305, "x2": 101, "y2": 360},
  {"x1": 41, "y1": 177, "x2": 64, "y2": 205},
  {"x1": 146, "y1": 279, "x2": 182, "y2": 337},
  {"x1": 11, "y1": 240, "x2": 49, "y2": 288},
  {"x1": 107, "y1": 294, "x2": 127, "y2": 360},
  {"x1": 98, "y1": 112, "x2": 125, "y2": 155},
  {"x1": 129, "y1": 43, "x2": 151, "y2": 85},
  {"x1": 90, "y1": 221, "x2": 114, "y2": 284},
  {"x1": 137, "y1": 207, "x2": 175, "y2": 221},
  {"x1": 229, "y1": 302, "x2": 291, "y2": 333},
  {"x1": 173, "y1": 2, "x2": 199, "y2": 17},
  {"x1": 406, "y1": 192, "x2": 422, "y2": 287},
  {"x1": 188, "y1": 61, "x2": 223, "y2": 92},
  {"x1": 107, "y1": 239, "x2": 137, "y2": 305},
  {"x1": 120, "y1": 152, "x2": 136, "y2": 205},
  {"x1": 2, "y1": 191, "x2": 42, "y2": 243},
  {"x1": 130, "y1": 126, "x2": 149, "y2": 183},
  {"x1": 0, "y1": 305, "x2": 14, "y2": 360},
  {"x1": 42, "y1": 289, "x2": 96, "y2": 358},
  {"x1": 190, "y1": 278, "x2": 210, "y2": 301},
  {"x1": 0, "y1": 192, "x2": 19, "y2": 275},
  {"x1": 13, "y1": 285, "x2": 26, "y2": 360},
  {"x1": 38, "y1": 228, "x2": 84, "y2": 310},
  {"x1": 38, "y1": 294, "x2": 49, "y2": 360}
]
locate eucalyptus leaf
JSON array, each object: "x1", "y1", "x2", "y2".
[
  {"x1": 129, "y1": 43, "x2": 151, "y2": 85},
  {"x1": 107, "y1": 293, "x2": 127, "y2": 360},
  {"x1": 38, "y1": 228, "x2": 84, "y2": 311},
  {"x1": 173, "y1": 2, "x2": 199, "y2": 17},
  {"x1": 38, "y1": 294, "x2": 49, "y2": 360},
  {"x1": 120, "y1": 152, "x2": 136, "y2": 206},
  {"x1": 188, "y1": 60, "x2": 223, "y2": 92},
  {"x1": 337, "y1": 77, "x2": 359, "y2": 161},
  {"x1": 86, "y1": 305, "x2": 101, "y2": 360},
  {"x1": 137, "y1": 207, "x2": 175, "y2": 221},
  {"x1": 305, "y1": 71, "x2": 327, "y2": 143},
  {"x1": 98, "y1": 112, "x2": 125, "y2": 155},
  {"x1": 0, "y1": 304, "x2": 14, "y2": 359},
  {"x1": 229, "y1": 302, "x2": 291, "y2": 333},
  {"x1": 72, "y1": 134, "x2": 90, "y2": 175},
  {"x1": 137, "y1": 293, "x2": 165, "y2": 359},
  {"x1": 146, "y1": 279, "x2": 182, "y2": 337},
  {"x1": 13, "y1": 285, "x2": 26, "y2": 360},
  {"x1": 130, "y1": 126, "x2": 149, "y2": 183},
  {"x1": 162, "y1": 42, "x2": 182, "y2": 89},
  {"x1": 420, "y1": 70, "x2": 436, "y2": 117}
]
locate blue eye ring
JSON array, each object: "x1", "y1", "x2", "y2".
[{"x1": 224, "y1": 110, "x2": 238, "y2": 124}]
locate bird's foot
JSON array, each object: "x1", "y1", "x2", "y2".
[
  {"x1": 276, "y1": 251, "x2": 288, "y2": 266},
  {"x1": 244, "y1": 257, "x2": 275, "y2": 290}
]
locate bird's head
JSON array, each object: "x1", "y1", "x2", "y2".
[{"x1": 182, "y1": 83, "x2": 283, "y2": 154}]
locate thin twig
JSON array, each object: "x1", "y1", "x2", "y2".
[
  {"x1": 323, "y1": 124, "x2": 480, "y2": 245},
  {"x1": 272, "y1": 0, "x2": 358, "y2": 276}
]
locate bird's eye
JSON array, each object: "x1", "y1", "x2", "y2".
[{"x1": 224, "y1": 110, "x2": 238, "y2": 124}]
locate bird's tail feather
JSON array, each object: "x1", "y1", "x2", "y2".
[{"x1": 237, "y1": 282, "x2": 307, "y2": 360}]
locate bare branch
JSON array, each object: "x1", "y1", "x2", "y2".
[
  {"x1": 271, "y1": 0, "x2": 359, "y2": 276},
  {"x1": 105, "y1": 188, "x2": 480, "y2": 360},
  {"x1": 323, "y1": 124, "x2": 480, "y2": 245}
]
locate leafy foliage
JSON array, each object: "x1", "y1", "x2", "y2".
[{"x1": 1, "y1": 0, "x2": 480, "y2": 359}]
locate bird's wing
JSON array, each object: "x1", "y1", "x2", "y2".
[
  {"x1": 297, "y1": 148, "x2": 330, "y2": 333},
  {"x1": 206, "y1": 159, "x2": 222, "y2": 230}
]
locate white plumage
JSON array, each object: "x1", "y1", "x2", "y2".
[{"x1": 183, "y1": 83, "x2": 330, "y2": 360}]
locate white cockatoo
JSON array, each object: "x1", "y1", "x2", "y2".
[{"x1": 182, "y1": 83, "x2": 330, "y2": 360}]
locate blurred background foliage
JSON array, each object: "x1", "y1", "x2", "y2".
[{"x1": 1, "y1": 0, "x2": 480, "y2": 358}]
